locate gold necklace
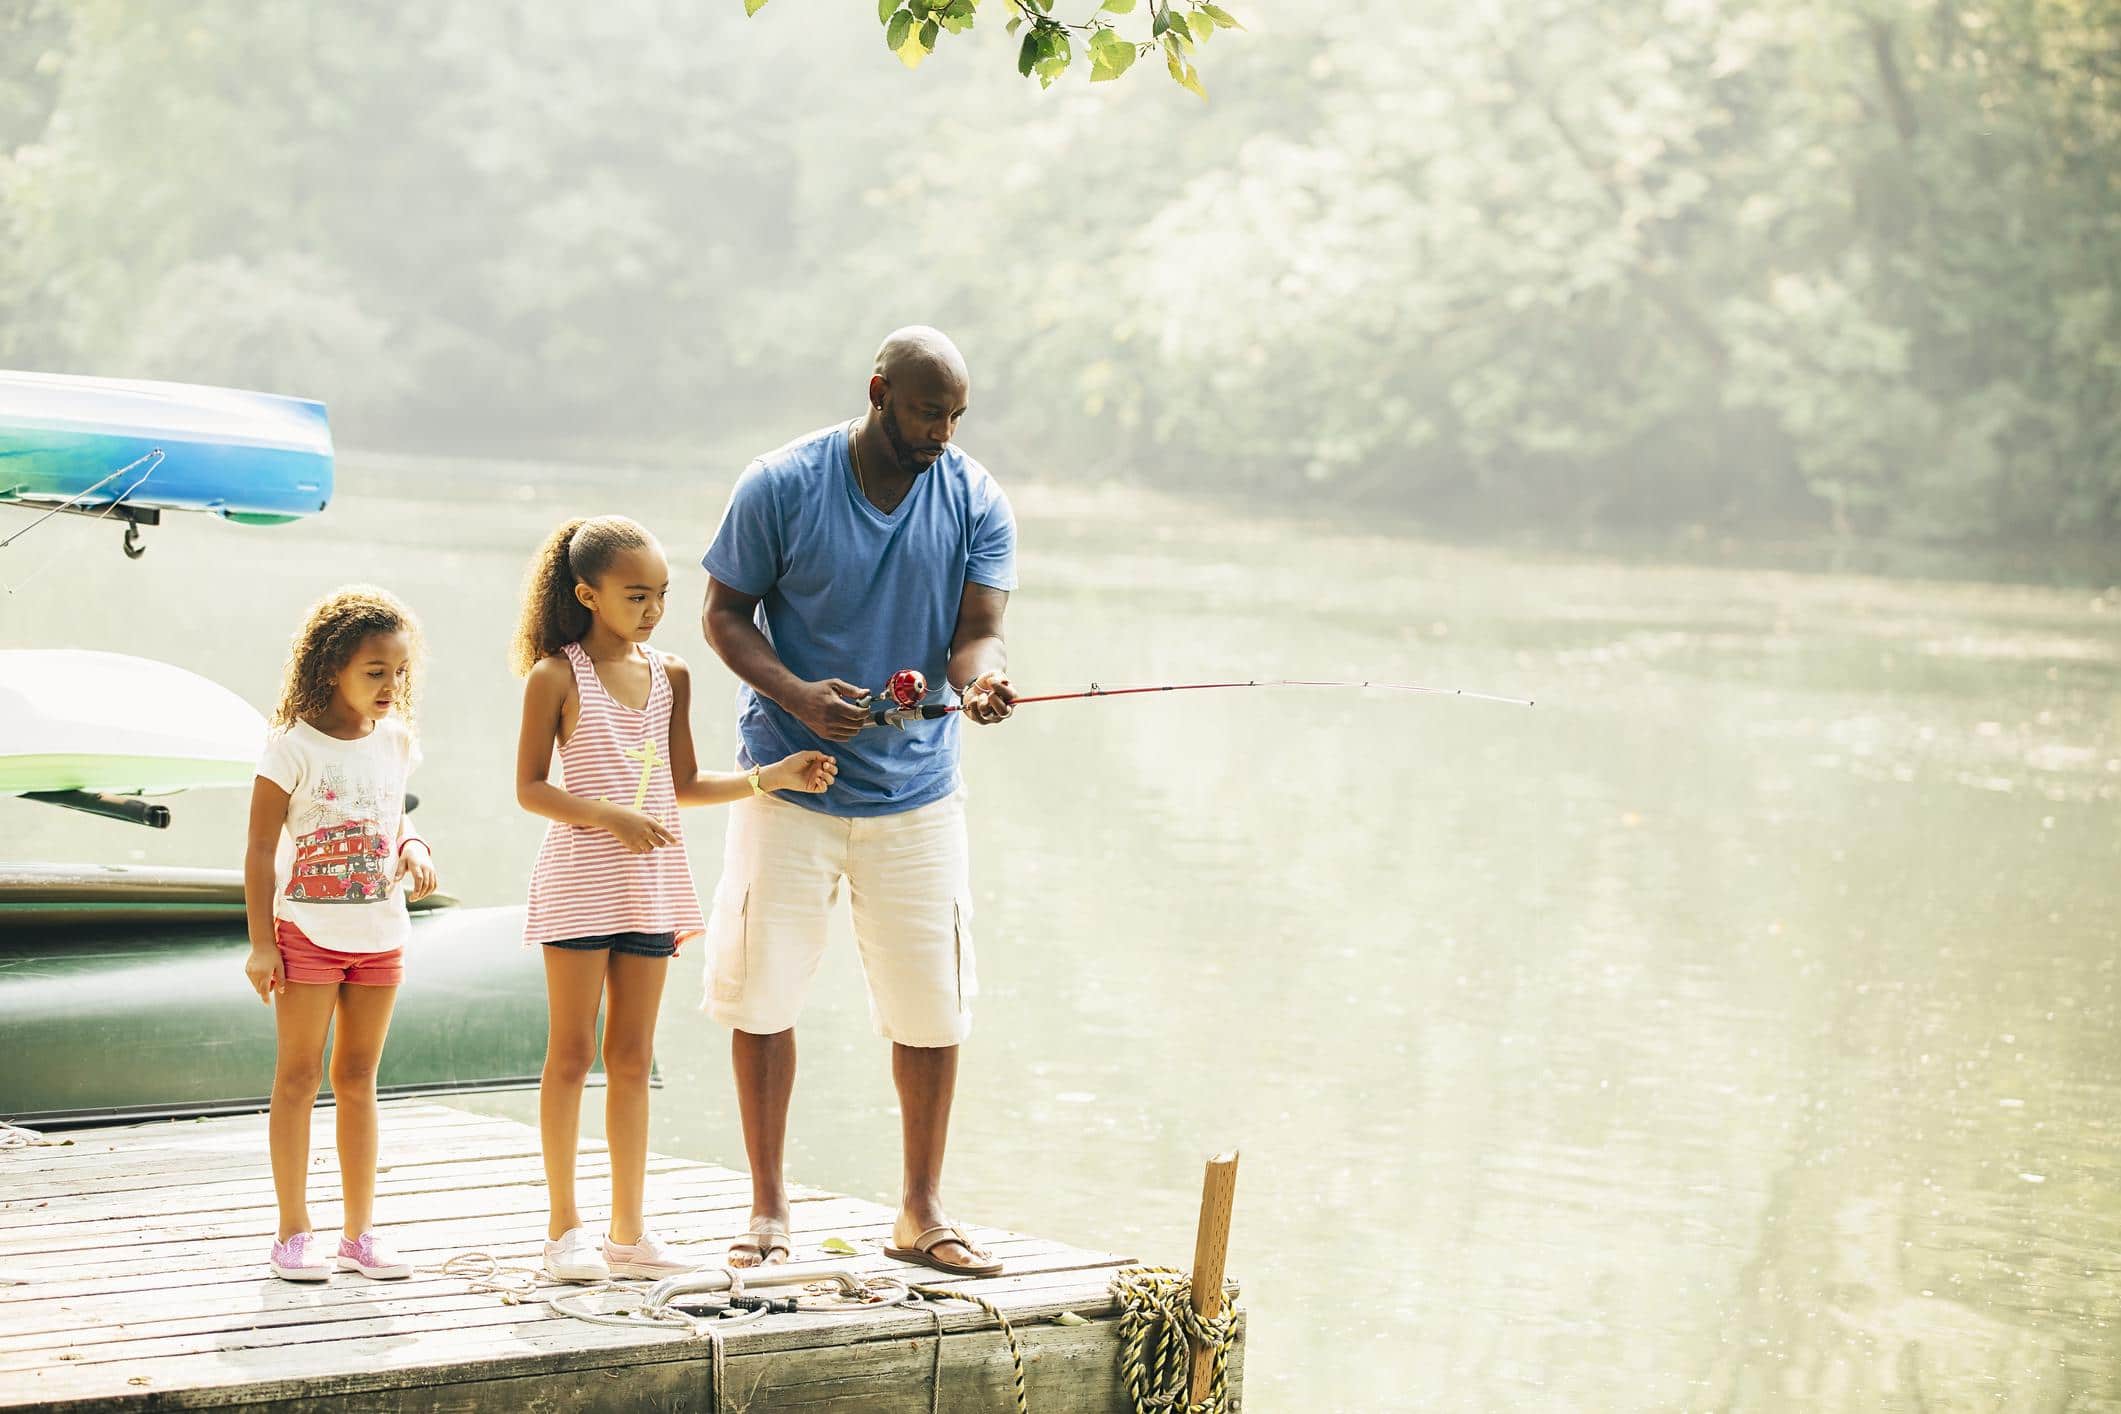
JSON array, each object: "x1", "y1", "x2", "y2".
[
  {"x1": 850, "y1": 419, "x2": 871, "y2": 504},
  {"x1": 851, "y1": 420, "x2": 894, "y2": 511}
]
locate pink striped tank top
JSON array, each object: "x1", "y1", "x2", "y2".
[{"x1": 524, "y1": 642, "x2": 703, "y2": 945}]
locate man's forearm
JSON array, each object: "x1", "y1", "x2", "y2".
[
  {"x1": 947, "y1": 635, "x2": 1007, "y2": 692},
  {"x1": 706, "y1": 608, "x2": 809, "y2": 709}
]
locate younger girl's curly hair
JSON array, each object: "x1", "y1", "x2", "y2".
[
  {"x1": 270, "y1": 586, "x2": 423, "y2": 729},
  {"x1": 511, "y1": 516, "x2": 654, "y2": 675}
]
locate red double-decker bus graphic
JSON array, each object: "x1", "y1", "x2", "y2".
[{"x1": 287, "y1": 820, "x2": 392, "y2": 902}]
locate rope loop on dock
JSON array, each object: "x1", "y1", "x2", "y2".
[
  {"x1": 437, "y1": 1251, "x2": 541, "y2": 1300},
  {"x1": 911, "y1": 1283, "x2": 1030, "y2": 1414},
  {"x1": 1111, "y1": 1266, "x2": 1242, "y2": 1414},
  {"x1": 0, "y1": 1121, "x2": 60, "y2": 1149}
]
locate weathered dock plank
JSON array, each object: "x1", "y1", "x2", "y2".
[{"x1": 0, "y1": 1101, "x2": 1243, "y2": 1411}]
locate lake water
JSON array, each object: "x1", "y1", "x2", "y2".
[{"x1": 5, "y1": 452, "x2": 2117, "y2": 1410}]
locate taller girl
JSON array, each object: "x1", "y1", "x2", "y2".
[{"x1": 513, "y1": 515, "x2": 834, "y2": 1283}]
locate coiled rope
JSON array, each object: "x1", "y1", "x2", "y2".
[{"x1": 1111, "y1": 1266, "x2": 1242, "y2": 1414}]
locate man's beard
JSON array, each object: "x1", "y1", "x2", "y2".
[{"x1": 881, "y1": 404, "x2": 942, "y2": 476}]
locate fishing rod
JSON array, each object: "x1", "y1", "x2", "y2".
[{"x1": 861, "y1": 669, "x2": 1533, "y2": 727}]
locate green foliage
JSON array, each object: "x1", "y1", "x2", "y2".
[
  {"x1": 769, "y1": 0, "x2": 1236, "y2": 96},
  {"x1": 1005, "y1": 0, "x2": 2121, "y2": 551}
]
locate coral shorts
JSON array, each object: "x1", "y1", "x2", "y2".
[{"x1": 276, "y1": 919, "x2": 404, "y2": 987}]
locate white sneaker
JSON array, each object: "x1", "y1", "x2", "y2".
[
  {"x1": 269, "y1": 1231, "x2": 330, "y2": 1282},
  {"x1": 603, "y1": 1229, "x2": 698, "y2": 1279},
  {"x1": 543, "y1": 1225, "x2": 611, "y2": 1283},
  {"x1": 336, "y1": 1231, "x2": 413, "y2": 1280}
]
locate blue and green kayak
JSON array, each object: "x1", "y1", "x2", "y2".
[{"x1": 0, "y1": 369, "x2": 332, "y2": 525}]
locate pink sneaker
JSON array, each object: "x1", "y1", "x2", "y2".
[
  {"x1": 336, "y1": 1231, "x2": 413, "y2": 1280},
  {"x1": 270, "y1": 1231, "x2": 330, "y2": 1282},
  {"x1": 602, "y1": 1230, "x2": 698, "y2": 1279}
]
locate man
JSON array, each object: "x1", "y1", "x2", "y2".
[{"x1": 699, "y1": 326, "x2": 1016, "y2": 1275}]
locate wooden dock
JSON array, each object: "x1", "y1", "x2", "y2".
[{"x1": 0, "y1": 1102, "x2": 1244, "y2": 1411}]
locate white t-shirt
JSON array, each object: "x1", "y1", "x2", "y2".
[{"x1": 256, "y1": 718, "x2": 423, "y2": 955}]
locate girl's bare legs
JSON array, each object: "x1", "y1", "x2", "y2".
[
  {"x1": 540, "y1": 946, "x2": 609, "y2": 1239},
  {"x1": 600, "y1": 951, "x2": 670, "y2": 1244},
  {"x1": 269, "y1": 983, "x2": 340, "y2": 1242},
  {"x1": 327, "y1": 982, "x2": 400, "y2": 1237}
]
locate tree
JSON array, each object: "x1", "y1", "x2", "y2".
[{"x1": 3, "y1": 0, "x2": 2113, "y2": 565}]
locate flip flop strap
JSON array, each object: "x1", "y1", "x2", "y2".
[
  {"x1": 912, "y1": 1224, "x2": 987, "y2": 1257},
  {"x1": 731, "y1": 1222, "x2": 787, "y2": 1253}
]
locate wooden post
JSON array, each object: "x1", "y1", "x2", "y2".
[{"x1": 1187, "y1": 1150, "x2": 1240, "y2": 1408}]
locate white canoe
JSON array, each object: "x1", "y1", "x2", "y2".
[{"x1": 0, "y1": 649, "x2": 265, "y2": 795}]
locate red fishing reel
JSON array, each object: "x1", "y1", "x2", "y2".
[
  {"x1": 863, "y1": 668, "x2": 941, "y2": 730},
  {"x1": 886, "y1": 668, "x2": 928, "y2": 709}
]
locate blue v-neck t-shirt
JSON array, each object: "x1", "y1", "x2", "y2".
[{"x1": 702, "y1": 422, "x2": 1017, "y2": 818}]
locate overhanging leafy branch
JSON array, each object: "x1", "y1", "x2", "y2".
[{"x1": 743, "y1": 0, "x2": 1243, "y2": 97}]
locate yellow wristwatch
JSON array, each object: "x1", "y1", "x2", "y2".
[{"x1": 748, "y1": 764, "x2": 767, "y2": 796}]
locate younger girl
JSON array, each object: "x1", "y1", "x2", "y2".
[
  {"x1": 244, "y1": 586, "x2": 438, "y2": 1283},
  {"x1": 513, "y1": 515, "x2": 834, "y2": 1282}
]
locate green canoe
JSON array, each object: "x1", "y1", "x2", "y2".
[{"x1": 0, "y1": 877, "x2": 556, "y2": 1128}]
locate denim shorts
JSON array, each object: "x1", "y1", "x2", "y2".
[{"x1": 541, "y1": 930, "x2": 678, "y2": 959}]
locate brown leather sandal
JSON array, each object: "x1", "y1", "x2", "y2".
[
  {"x1": 728, "y1": 1219, "x2": 792, "y2": 1267},
  {"x1": 883, "y1": 1223, "x2": 1004, "y2": 1278}
]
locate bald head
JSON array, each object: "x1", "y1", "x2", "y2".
[
  {"x1": 873, "y1": 326, "x2": 969, "y2": 387},
  {"x1": 866, "y1": 326, "x2": 971, "y2": 477}
]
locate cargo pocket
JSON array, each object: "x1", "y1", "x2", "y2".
[
  {"x1": 709, "y1": 885, "x2": 750, "y2": 1006},
  {"x1": 952, "y1": 896, "x2": 978, "y2": 1010}
]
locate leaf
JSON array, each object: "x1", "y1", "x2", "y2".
[
  {"x1": 878, "y1": 0, "x2": 897, "y2": 21},
  {"x1": 744, "y1": 0, "x2": 771, "y2": 13},
  {"x1": 1199, "y1": 2, "x2": 1241, "y2": 26},
  {"x1": 1018, "y1": 27, "x2": 1040, "y2": 74},
  {"x1": 945, "y1": 0, "x2": 975, "y2": 16},
  {"x1": 1034, "y1": 27, "x2": 1072, "y2": 86},
  {"x1": 919, "y1": 17, "x2": 939, "y2": 48},
  {"x1": 821, "y1": 1236, "x2": 860, "y2": 1255},
  {"x1": 1090, "y1": 28, "x2": 1136, "y2": 81},
  {"x1": 1165, "y1": 11, "x2": 1192, "y2": 41},
  {"x1": 1101, "y1": 0, "x2": 1137, "y2": 10},
  {"x1": 886, "y1": 9, "x2": 914, "y2": 50},
  {"x1": 1152, "y1": 5, "x2": 1170, "y2": 35},
  {"x1": 1167, "y1": 53, "x2": 1206, "y2": 99},
  {"x1": 1007, "y1": 15, "x2": 1022, "y2": 33},
  {"x1": 1054, "y1": 1310, "x2": 1090, "y2": 1326}
]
